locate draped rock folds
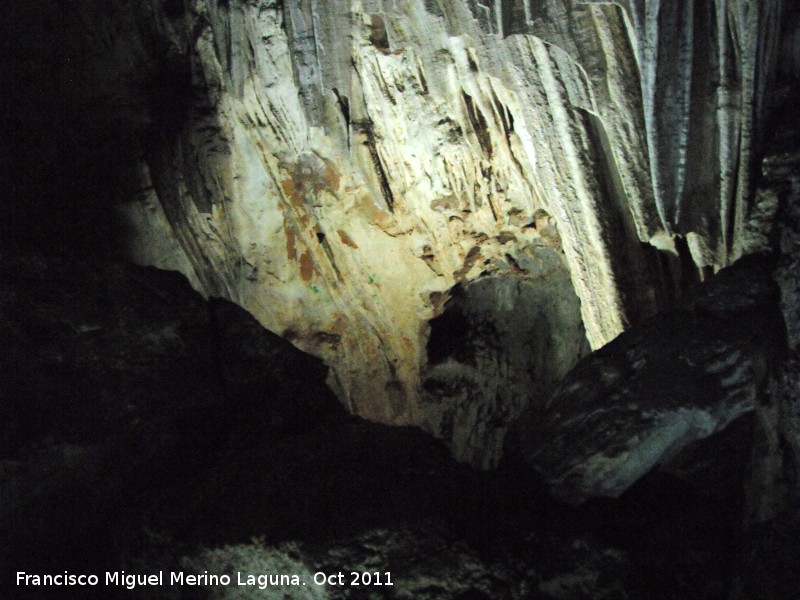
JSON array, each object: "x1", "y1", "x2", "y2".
[{"x1": 22, "y1": 0, "x2": 783, "y2": 464}]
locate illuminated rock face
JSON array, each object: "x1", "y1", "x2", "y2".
[{"x1": 14, "y1": 0, "x2": 782, "y2": 465}]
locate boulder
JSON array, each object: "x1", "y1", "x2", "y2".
[{"x1": 521, "y1": 255, "x2": 784, "y2": 503}]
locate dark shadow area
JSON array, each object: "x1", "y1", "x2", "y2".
[
  {"x1": 0, "y1": 255, "x2": 477, "y2": 580},
  {"x1": 0, "y1": 251, "x2": 770, "y2": 600},
  {"x1": 426, "y1": 285, "x2": 474, "y2": 367},
  {"x1": 0, "y1": 1, "x2": 197, "y2": 258}
]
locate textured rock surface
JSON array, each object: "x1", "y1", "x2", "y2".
[
  {"x1": 3, "y1": 252, "x2": 749, "y2": 600},
  {"x1": 3, "y1": 0, "x2": 788, "y2": 465},
  {"x1": 521, "y1": 255, "x2": 784, "y2": 502},
  {"x1": 422, "y1": 248, "x2": 589, "y2": 467},
  {"x1": 182, "y1": 527, "x2": 630, "y2": 600},
  {"x1": 4, "y1": 1, "x2": 800, "y2": 597},
  {"x1": 740, "y1": 98, "x2": 800, "y2": 582},
  {"x1": 742, "y1": 118, "x2": 800, "y2": 525}
]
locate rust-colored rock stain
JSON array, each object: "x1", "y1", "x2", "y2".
[
  {"x1": 284, "y1": 219, "x2": 297, "y2": 261},
  {"x1": 281, "y1": 178, "x2": 305, "y2": 208},
  {"x1": 324, "y1": 162, "x2": 341, "y2": 192},
  {"x1": 337, "y1": 230, "x2": 359, "y2": 249},
  {"x1": 300, "y1": 251, "x2": 315, "y2": 281}
]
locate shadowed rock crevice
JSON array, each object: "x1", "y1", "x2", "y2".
[{"x1": 424, "y1": 247, "x2": 589, "y2": 468}]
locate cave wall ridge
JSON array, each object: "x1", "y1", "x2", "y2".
[{"x1": 16, "y1": 0, "x2": 784, "y2": 466}]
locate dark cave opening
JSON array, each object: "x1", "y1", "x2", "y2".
[{"x1": 426, "y1": 293, "x2": 473, "y2": 366}]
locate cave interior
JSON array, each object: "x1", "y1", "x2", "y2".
[{"x1": 2, "y1": 1, "x2": 800, "y2": 599}]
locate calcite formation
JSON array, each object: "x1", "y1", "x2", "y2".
[{"x1": 6, "y1": 0, "x2": 786, "y2": 465}]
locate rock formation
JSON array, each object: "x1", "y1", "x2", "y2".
[
  {"x1": 521, "y1": 254, "x2": 784, "y2": 502},
  {"x1": 3, "y1": 0, "x2": 800, "y2": 595},
  {"x1": 0, "y1": 253, "x2": 760, "y2": 599},
  {"x1": 4, "y1": 0, "x2": 790, "y2": 466}
]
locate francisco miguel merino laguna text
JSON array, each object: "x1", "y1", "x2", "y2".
[{"x1": 17, "y1": 571, "x2": 307, "y2": 590}]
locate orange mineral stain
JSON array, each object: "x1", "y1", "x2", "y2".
[
  {"x1": 300, "y1": 251, "x2": 315, "y2": 281},
  {"x1": 281, "y1": 178, "x2": 304, "y2": 207},
  {"x1": 284, "y1": 219, "x2": 297, "y2": 261},
  {"x1": 337, "y1": 230, "x2": 359, "y2": 249}
]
